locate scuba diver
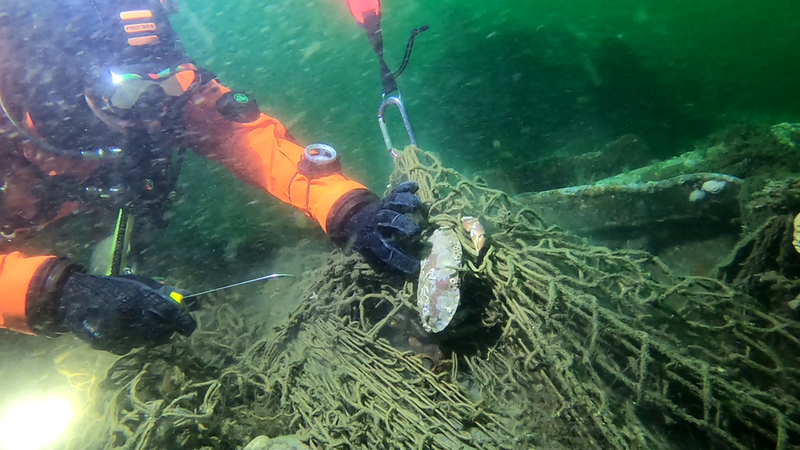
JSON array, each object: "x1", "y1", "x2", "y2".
[{"x1": 0, "y1": 0, "x2": 422, "y2": 355}]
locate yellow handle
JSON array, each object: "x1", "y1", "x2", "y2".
[{"x1": 169, "y1": 291, "x2": 184, "y2": 304}]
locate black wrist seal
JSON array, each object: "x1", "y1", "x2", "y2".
[
  {"x1": 26, "y1": 257, "x2": 83, "y2": 335},
  {"x1": 326, "y1": 189, "x2": 379, "y2": 244}
]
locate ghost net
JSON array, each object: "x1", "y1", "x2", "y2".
[{"x1": 68, "y1": 146, "x2": 800, "y2": 450}]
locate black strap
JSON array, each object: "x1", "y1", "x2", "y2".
[
  {"x1": 362, "y1": 11, "x2": 428, "y2": 96},
  {"x1": 363, "y1": 11, "x2": 398, "y2": 95}
]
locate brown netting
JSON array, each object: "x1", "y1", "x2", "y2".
[{"x1": 66, "y1": 146, "x2": 800, "y2": 450}]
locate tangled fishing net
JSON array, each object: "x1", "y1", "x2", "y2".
[{"x1": 67, "y1": 146, "x2": 800, "y2": 450}]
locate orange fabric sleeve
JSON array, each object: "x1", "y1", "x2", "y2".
[
  {"x1": 182, "y1": 80, "x2": 368, "y2": 233},
  {"x1": 0, "y1": 252, "x2": 55, "y2": 334}
]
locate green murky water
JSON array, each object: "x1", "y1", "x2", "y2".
[{"x1": 174, "y1": 0, "x2": 800, "y2": 187}]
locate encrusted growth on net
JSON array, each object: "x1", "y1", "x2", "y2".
[
  {"x1": 69, "y1": 146, "x2": 800, "y2": 450},
  {"x1": 390, "y1": 146, "x2": 800, "y2": 449}
]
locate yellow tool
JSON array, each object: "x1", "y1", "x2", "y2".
[{"x1": 168, "y1": 273, "x2": 296, "y2": 305}]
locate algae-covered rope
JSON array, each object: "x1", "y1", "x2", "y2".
[{"x1": 67, "y1": 144, "x2": 800, "y2": 450}]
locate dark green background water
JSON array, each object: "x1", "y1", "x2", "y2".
[{"x1": 171, "y1": 0, "x2": 800, "y2": 190}]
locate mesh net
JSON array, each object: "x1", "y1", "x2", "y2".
[{"x1": 67, "y1": 146, "x2": 800, "y2": 450}]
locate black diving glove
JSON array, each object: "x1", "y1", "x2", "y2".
[
  {"x1": 58, "y1": 273, "x2": 196, "y2": 355},
  {"x1": 329, "y1": 181, "x2": 422, "y2": 274}
]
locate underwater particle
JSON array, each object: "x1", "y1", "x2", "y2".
[
  {"x1": 582, "y1": 53, "x2": 603, "y2": 87},
  {"x1": 793, "y1": 212, "x2": 800, "y2": 254},
  {"x1": 689, "y1": 189, "x2": 706, "y2": 202},
  {"x1": 461, "y1": 216, "x2": 486, "y2": 252},
  {"x1": 701, "y1": 179, "x2": 727, "y2": 194},
  {"x1": 417, "y1": 228, "x2": 462, "y2": 333},
  {"x1": 299, "y1": 41, "x2": 322, "y2": 64}
]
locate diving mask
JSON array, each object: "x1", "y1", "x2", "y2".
[{"x1": 85, "y1": 63, "x2": 198, "y2": 127}]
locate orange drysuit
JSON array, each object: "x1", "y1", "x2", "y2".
[{"x1": 0, "y1": 3, "x2": 370, "y2": 335}]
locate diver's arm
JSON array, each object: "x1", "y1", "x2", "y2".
[
  {"x1": 0, "y1": 252, "x2": 195, "y2": 353},
  {"x1": 181, "y1": 79, "x2": 369, "y2": 234},
  {"x1": 182, "y1": 80, "x2": 423, "y2": 273},
  {"x1": 0, "y1": 252, "x2": 58, "y2": 334}
]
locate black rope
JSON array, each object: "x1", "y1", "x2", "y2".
[{"x1": 393, "y1": 25, "x2": 429, "y2": 78}]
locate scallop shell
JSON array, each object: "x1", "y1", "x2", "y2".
[
  {"x1": 461, "y1": 216, "x2": 486, "y2": 252},
  {"x1": 417, "y1": 228, "x2": 462, "y2": 333}
]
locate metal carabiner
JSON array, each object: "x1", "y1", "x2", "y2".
[{"x1": 377, "y1": 92, "x2": 418, "y2": 158}]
